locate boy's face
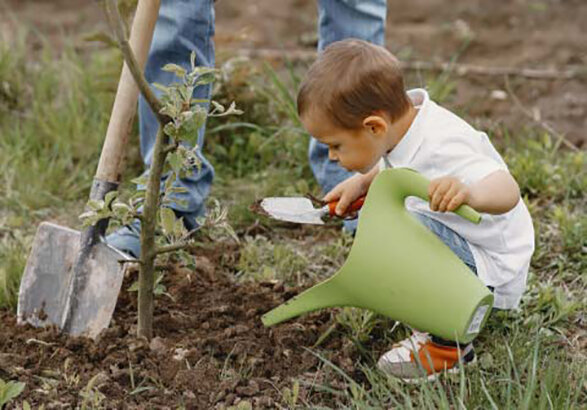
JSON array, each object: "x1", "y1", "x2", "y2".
[{"x1": 301, "y1": 110, "x2": 386, "y2": 174}]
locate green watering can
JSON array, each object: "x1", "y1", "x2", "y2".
[{"x1": 262, "y1": 168, "x2": 494, "y2": 343}]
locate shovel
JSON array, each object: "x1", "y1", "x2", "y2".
[
  {"x1": 17, "y1": 0, "x2": 161, "y2": 338},
  {"x1": 259, "y1": 196, "x2": 366, "y2": 225}
]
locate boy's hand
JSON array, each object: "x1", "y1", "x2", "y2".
[
  {"x1": 428, "y1": 176, "x2": 470, "y2": 212},
  {"x1": 324, "y1": 173, "x2": 370, "y2": 216}
]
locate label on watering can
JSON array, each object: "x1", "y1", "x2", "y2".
[{"x1": 467, "y1": 305, "x2": 489, "y2": 335}]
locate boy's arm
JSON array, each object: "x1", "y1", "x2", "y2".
[
  {"x1": 429, "y1": 170, "x2": 521, "y2": 215},
  {"x1": 467, "y1": 170, "x2": 521, "y2": 214}
]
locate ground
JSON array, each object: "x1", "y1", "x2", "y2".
[
  {"x1": 0, "y1": 0, "x2": 585, "y2": 408},
  {"x1": 2, "y1": 0, "x2": 586, "y2": 147}
]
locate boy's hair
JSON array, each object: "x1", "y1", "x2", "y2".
[{"x1": 297, "y1": 39, "x2": 410, "y2": 129}]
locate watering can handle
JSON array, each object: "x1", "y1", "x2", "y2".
[
  {"x1": 449, "y1": 202, "x2": 481, "y2": 224},
  {"x1": 396, "y1": 168, "x2": 482, "y2": 224}
]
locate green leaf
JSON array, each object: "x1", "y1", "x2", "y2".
[
  {"x1": 179, "y1": 85, "x2": 194, "y2": 104},
  {"x1": 161, "y1": 63, "x2": 186, "y2": 78},
  {"x1": 0, "y1": 380, "x2": 26, "y2": 406},
  {"x1": 177, "y1": 107, "x2": 206, "y2": 146},
  {"x1": 168, "y1": 152, "x2": 182, "y2": 174},
  {"x1": 173, "y1": 217, "x2": 187, "y2": 238},
  {"x1": 83, "y1": 31, "x2": 118, "y2": 48},
  {"x1": 112, "y1": 202, "x2": 131, "y2": 220},
  {"x1": 163, "y1": 172, "x2": 175, "y2": 195},
  {"x1": 194, "y1": 71, "x2": 216, "y2": 87},
  {"x1": 192, "y1": 66, "x2": 218, "y2": 77},
  {"x1": 172, "y1": 198, "x2": 189, "y2": 209},
  {"x1": 127, "y1": 280, "x2": 139, "y2": 292},
  {"x1": 79, "y1": 210, "x2": 97, "y2": 221},
  {"x1": 104, "y1": 191, "x2": 118, "y2": 207},
  {"x1": 167, "y1": 187, "x2": 189, "y2": 195},
  {"x1": 131, "y1": 175, "x2": 148, "y2": 187},
  {"x1": 87, "y1": 199, "x2": 104, "y2": 211},
  {"x1": 160, "y1": 208, "x2": 177, "y2": 237},
  {"x1": 153, "y1": 82, "x2": 171, "y2": 94},
  {"x1": 163, "y1": 122, "x2": 177, "y2": 138}
]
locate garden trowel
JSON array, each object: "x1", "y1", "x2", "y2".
[
  {"x1": 17, "y1": 0, "x2": 161, "y2": 338},
  {"x1": 259, "y1": 196, "x2": 365, "y2": 225}
]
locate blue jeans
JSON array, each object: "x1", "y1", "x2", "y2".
[
  {"x1": 139, "y1": 0, "x2": 216, "y2": 230},
  {"x1": 412, "y1": 212, "x2": 478, "y2": 275},
  {"x1": 138, "y1": 0, "x2": 388, "y2": 228}
]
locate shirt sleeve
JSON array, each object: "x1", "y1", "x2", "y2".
[{"x1": 432, "y1": 132, "x2": 509, "y2": 185}]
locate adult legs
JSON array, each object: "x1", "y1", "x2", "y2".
[
  {"x1": 311, "y1": 0, "x2": 387, "y2": 231},
  {"x1": 107, "y1": 0, "x2": 215, "y2": 257},
  {"x1": 310, "y1": 0, "x2": 387, "y2": 195}
]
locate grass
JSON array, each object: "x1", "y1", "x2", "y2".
[
  {"x1": 0, "y1": 27, "x2": 585, "y2": 408},
  {"x1": 0, "y1": 29, "x2": 126, "y2": 313}
]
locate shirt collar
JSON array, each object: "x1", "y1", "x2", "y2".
[{"x1": 384, "y1": 88, "x2": 428, "y2": 167}]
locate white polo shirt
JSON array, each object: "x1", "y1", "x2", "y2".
[{"x1": 379, "y1": 89, "x2": 535, "y2": 309}]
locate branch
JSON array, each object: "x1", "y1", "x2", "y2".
[
  {"x1": 163, "y1": 143, "x2": 178, "y2": 155},
  {"x1": 155, "y1": 241, "x2": 195, "y2": 255},
  {"x1": 228, "y1": 47, "x2": 586, "y2": 80},
  {"x1": 104, "y1": 0, "x2": 168, "y2": 124}
]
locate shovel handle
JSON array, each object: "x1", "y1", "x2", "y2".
[
  {"x1": 328, "y1": 195, "x2": 366, "y2": 217},
  {"x1": 96, "y1": 0, "x2": 161, "y2": 183}
]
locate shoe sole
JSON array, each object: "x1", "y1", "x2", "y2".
[{"x1": 398, "y1": 356, "x2": 478, "y2": 384}]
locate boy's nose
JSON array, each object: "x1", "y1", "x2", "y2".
[{"x1": 328, "y1": 150, "x2": 338, "y2": 162}]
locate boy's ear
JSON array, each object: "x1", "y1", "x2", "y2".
[{"x1": 362, "y1": 115, "x2": 388, "y2": 137}]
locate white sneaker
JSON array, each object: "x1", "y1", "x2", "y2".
[{"x1": 377, "y1": 331, "x2": 475, "y2": 381}]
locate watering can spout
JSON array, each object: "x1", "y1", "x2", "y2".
[{"x1": 262, "y1": 278, "x2": 349, "y2": 326}]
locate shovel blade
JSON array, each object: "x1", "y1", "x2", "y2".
[{"x1": 17, "y1": 221, "x2": 129, "y2": 338}]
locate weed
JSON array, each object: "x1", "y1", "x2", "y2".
[
  {"x1": 79, "y1": 373, "x2": 107, "y2": 410},
  {"x1": 235, "y1": 233, "x2": 351, "y2": 284},
  {"x1": 281, "y1": 379, "x2": 301, "y2": 408},
  {"x1": 505, "y1": 133, "x2": 586, "y2": 201},
  {"x1": 0, "y1": 377, "x2": 26, "y2": 408},
  {"x1": 0, "y1": 231, "x2": 29, "y2": 310}
]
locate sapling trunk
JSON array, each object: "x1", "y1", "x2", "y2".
[
  {"x1": 137, "y1": 127, "x2": 168, "y2": 339},
  {"x1": 105, "y1": 0, "x2": 167, "y2": 340}
]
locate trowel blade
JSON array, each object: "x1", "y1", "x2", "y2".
[
  {"x1": 260, "y1": 197, "x2": 325, "y2": 225},
  {"x1": 17, "y1": 221, "x2": 130, "y2": 338}
]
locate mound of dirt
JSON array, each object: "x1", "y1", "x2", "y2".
[{"x1": 0, "y1": 252, "x2": 372, "y2": 408}]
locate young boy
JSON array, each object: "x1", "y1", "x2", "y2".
[{"x1": 297, "y1": 39, "x2": 535, "y2": 381}]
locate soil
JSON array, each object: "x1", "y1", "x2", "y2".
[{"x1": 1, "y1": 241, "x2": 380, "y2": 408}]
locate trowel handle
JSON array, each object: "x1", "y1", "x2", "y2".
[{"x1": 328, "y1": 196, "x2": 366, "y2": 217}]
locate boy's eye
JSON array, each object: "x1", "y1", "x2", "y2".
[{"x1": 331, "y1": 144, "x2": 340, "y2": 150}]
